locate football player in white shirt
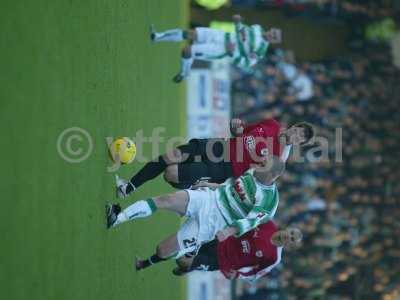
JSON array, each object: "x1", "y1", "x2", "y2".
[{"x1": 150, "y1": 14, "x2": 282, "y2": 82}]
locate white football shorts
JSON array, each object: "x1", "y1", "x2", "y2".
[
  {"x1": 176, "y1": 188, "x2": 227, "y2": 258},
  {"x1": 191, "y1": 27, "x2": 227, "y2": 60}
]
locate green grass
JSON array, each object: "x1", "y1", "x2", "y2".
[{"x1": 0, "y1": 1, "x2": 187, "y2": 299}]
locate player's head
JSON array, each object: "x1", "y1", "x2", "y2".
[
  {"x1": 285, "y1": 122, "x2": 314, "y2": 146},
  {"x1": 263, "y1": 28, "x2": 282, "y2": 44},
  {"x1": 271, "y1": 227, "x2": 302, "y2": 250},
  {"x1": 258, "y1": 155, "x2": 286, "y2": 183}
]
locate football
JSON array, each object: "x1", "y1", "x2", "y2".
[{"x1": 109, "y1": 137, "x2": 136, "y2": 164}]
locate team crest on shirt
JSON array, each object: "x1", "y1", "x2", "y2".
[
  {"x1": 255, "y1": 250, "x2": 263, "y2": 258},
  {"x1": 241, "y1": 240, "x2": 251, "y2": 254},
  {"x1": 233, "y1": 179, "x2": 249, "y2": 202}
]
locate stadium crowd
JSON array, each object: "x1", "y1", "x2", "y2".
[
  {"x1": 231, "y1": 44, "x2": 400, "y2": 299},
  {"x1": 233, "y1": 0, "x2": 399, "y2": 22}
]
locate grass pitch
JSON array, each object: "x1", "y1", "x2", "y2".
[{"x1": 1, "y1": 1, "x2": 187, "y2": 299}]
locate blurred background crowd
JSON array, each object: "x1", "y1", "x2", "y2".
[
  {"x1": 223, "y1": 2, "x2": 400, "y2": 300},
  {"x1": 232, "y1": 45, "x2": 400, "y2": 299},
  {"x1": 191, "y1": 0, "x2": 400, "y2": 299},
  {"x1": 233, "y1": 0, "x2": 398, "y2": 22}
]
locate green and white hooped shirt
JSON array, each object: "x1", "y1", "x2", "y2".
[
  {"x1": 224, "y1": 23, "x2": 269, "y2": 70},
  {"x1": 216, "y1": 169, "x2": 279, "y2": 237}
]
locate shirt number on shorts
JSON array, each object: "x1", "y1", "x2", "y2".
[
  {"x1": 183, "y1": 237, "x2": 197, "y2": 249},
  {"x1": 183, "y1": 238, "x2": 197, "y2": 257}
]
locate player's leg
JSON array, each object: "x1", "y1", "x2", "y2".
[
  {"x1": 172, "y1": 27, "x2": 222, "y2": 82},
  {"x1": 172, "y1": 256, "x2": 194, "y2": 276},
  {"x1": 136, "y1": 234, "x2": 179, "y2": 271},
  {"x1": 116, "y1": 149, "x2": 182, "y2": 197},
  {"x1": 202, "y1": 139, "x2": 233, "y2": 183},
  {"x1": 107, "y1": 190, "x2": 189, "y2": 228},
  {"x1": 164, "y1": 140, "x2": 233, "y2": 188},
  {"x1": 138, "y1": 196, "x2": 226, "y2": 276},
  {"x1": 163, "y1": 138, "x2": 224, "y2": 188},
  {"x1": 189, "y1": 239, "x2": 219, "y2": 271},
  {"x1": 173, "y1": 239, "x2": 219, "y2": 275},
  {"x1": 152, "y1": 27, "x2": 223, "y2": 44},
  {"x1": 136, "y1": 212, "x2": 202, "y2": 272},
  {"x1": 116, "y1": 140, "x2": 203, "y2": 197},
  {"x1": 150, "y1": 25, "x2": 196, "y2": 43},
  {"x1": 164, "y1": 162, "x2": 211, "y2": 189},
  {"x1": 173, "y1": 42, "x2": 227, "y2": 83},
  {"x1": 173, "y1": 45, "x2": 193, "y2": 83}
]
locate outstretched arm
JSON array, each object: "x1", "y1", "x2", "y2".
[
  {"x1": 237, "y1": 264, "x2": 268, "y2": 282},
  {"x1": 238, "y1": 248, "x2": 283, "y2": 282},
  {"x1": 217, "y1": 192, "x2": 278, "y2": 239},
  {"x1": 231, "y1": 205, "x2": 276, "y2": 237}
]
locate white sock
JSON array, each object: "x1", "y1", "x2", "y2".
[
  {"x1": 114, "y1": 199, "x2": 157, "y2": 225},
  {"x1": 180, "y1": 57, "x2": 194, "y2": 77},
  {"x1": 154, "y1": 29, "x2": 183, "y2": 42}
]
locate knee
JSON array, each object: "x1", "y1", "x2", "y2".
[
  {"x1": 163, "y1": 148, "x2": 183, "y2": 165},
  {"x1": 156, "y1": 234, "x2": 179, "y2": 259},
  {"x1": 183, "y1": 29, "x2": 196, "y2": 41},
  {"x1": 164, "y1": 165, "x2": 179, "y2": 183},
  {"x1": 176, "y1": 257, "x2": 191, "y2": 271},
  {"x1": 154, "y1": 192, "x2": 175, "y2": 210},
  {"x1": 182, "y1": 45, "x2": 192, "y2": 58},
  {"x1": 156, "y1": 244, "x2": 170, "y2": 259}
]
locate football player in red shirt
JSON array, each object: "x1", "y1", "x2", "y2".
[
  {"x1": 135, "y1": 221, "x2": 302, "y2": 282},
  {"x1": 115, "y1": 118, "x2": 314, "y2": 198}
]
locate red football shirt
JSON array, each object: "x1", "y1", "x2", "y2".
[
  {"x1": 229, "y1": 119, "x2": 282, "y2": 177},
  {"x1": 217, "y1": 221, "x2": 281, "y2": 280}
]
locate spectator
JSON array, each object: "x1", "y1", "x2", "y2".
[{"x1": 232, "y1": 44, "x2": 400, "y2": 300}]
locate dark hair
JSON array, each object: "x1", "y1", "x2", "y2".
[{"x1": 291, "y1": 122, "x2": 314, "y2": 145}]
